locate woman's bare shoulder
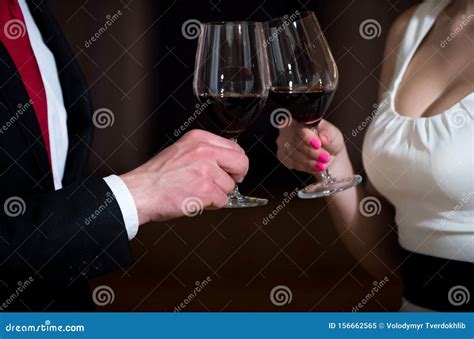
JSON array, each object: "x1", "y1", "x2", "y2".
[
  {"x1": 378, "y1": 5, "x2": 419, "y2": 97},
  {"x1": 388, "y1": 5, "x2": 419, "y2": 43}
]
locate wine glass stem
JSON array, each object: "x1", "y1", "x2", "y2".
[
  {"x1": 228, "y1": 137, "x2": 243, "y2": 199},
  {"x1": 310, "y1": 123, "x2": 336, "y2": 185},
  {"x1": 317, "y1": 169, "x2": 335, "y2": 186},
  {"x1": 228, "y1": 185, "x2": 242, "y2": 199}
]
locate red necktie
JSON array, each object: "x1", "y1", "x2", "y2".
[{"x1": 0, "y1": 0, "x2": 51, "y2": 167}]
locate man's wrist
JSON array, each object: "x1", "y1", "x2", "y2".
[
  {"x1": 119, "y1": 172, "x2": 151, "y2": 225},
  {"x1": 103, "y1": 175, "x2": 140, "y2": 240}
]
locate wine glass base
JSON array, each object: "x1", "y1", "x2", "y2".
[
  {"x1": 224, "y1": 194, "x2": 268, "y2": 208},
  {"x1": 297, "y1": 175, "x2": 363, "y2": 199}
]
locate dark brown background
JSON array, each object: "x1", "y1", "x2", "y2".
[{"x1": 47, "y1": 0, "x2": 418, "y2": 311}]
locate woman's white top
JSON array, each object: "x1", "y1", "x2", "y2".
[{"x1": 363, "y1": 0, "x2": 474, "y2": 263}]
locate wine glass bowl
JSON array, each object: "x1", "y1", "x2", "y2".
[
  {"x1": 264, "y1": 12, "x2": 362, "y2": 198},
  {"x1": 193, "y1": 21, "x2": 270, "y2": 207}
]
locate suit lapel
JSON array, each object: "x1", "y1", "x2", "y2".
[
  {"x1": 0, "y1": 0, "x2": 92, "y2": 190},
  {"x1": 0, "y1": 43, "x2": 53, "y2": 190},
  {"x1": 27, "y1": 0, "x2": 94, "y2": 186}
]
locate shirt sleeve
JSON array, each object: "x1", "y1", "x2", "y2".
[{"x1": 103, "y1": 174, "x2": 139, "y2": 240}]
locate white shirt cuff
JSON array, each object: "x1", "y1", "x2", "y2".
[{"x1": 103, "y1": 174, "x2": 139, "y2": 240}]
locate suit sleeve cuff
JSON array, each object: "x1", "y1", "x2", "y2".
[{"x1": 103, "y1": 174, "x2": 139, "y2": 240}]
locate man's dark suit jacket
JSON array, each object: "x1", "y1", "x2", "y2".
[{"x1": 0, "y1": 0, "x2": 133, "y2": 311}]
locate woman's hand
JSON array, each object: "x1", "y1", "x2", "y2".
[
  {"x1": 276, "y1": 119, "x2": 348, "y2": 175},
  {"x1": 277, "y1": 119, "x2": 399, "y2": 279}
]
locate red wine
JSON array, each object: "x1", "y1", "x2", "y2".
[
  {"x1": 269, "y1": 85, "x2": 335, "y2": 124},
  {"x1": 198, "y1": 93, "x2": 265, "y2": 138}
]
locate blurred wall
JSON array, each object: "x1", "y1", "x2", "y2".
[
  {"x1": 48, "y1": 0, "x2": 419, "y2": 311},
  {"x1": 49, "y1": 0, "x2": 159, "y2": 176}
]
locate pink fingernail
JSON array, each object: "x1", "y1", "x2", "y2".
[
  {"x1": 315, "y1": 162, "x2": 325, "y2": 171},
  {"x1": 318, "y1": 152, "x2": 330, "y2": 163},
  {"x1": 310, "y1": 138, "x2": 321, "y2": 149}
]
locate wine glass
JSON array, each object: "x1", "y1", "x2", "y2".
[
  {"x1": 193, "y1": 21, "x2": 270, "y2": 208},
  {"x1": 263, "y1": 12, "x2": 362, "y2": 199}
]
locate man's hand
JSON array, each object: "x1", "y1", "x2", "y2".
[{"x1": 120, "y1": 129, "x2": 248, "y2": 224}]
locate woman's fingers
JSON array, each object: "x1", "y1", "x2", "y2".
[
  {"x1": 317, "y1": 119, "x2": 344, "y2": 155},
  {"x1": 296, "y1": 123, "x2": 321, "y2": 149},
  {"x1": 282, "y1": 145, "x2": 330, "y2": 173},
  {"x1": 277, "y1": 119, "x2": 344, "y2": 174},
  {"x1": 297, "y1": 143, "x2": 331, "y2": 164},
  {"x1": 287, "y1": 147, "x2": 320, "y2": 173}
]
